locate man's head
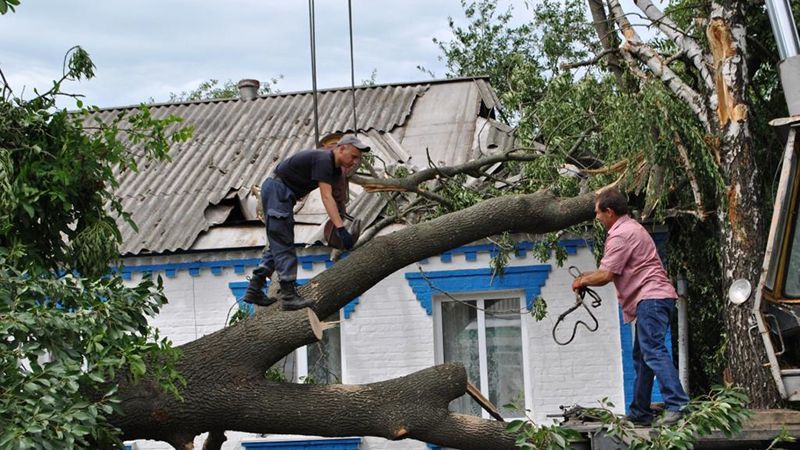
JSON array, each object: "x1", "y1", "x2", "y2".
[
  {"x1": 595, "y1": 187, "x2": 628, "y2": 230},
  {"x1": 333, "y1": 135, "x2": 370, "y2": 170}
]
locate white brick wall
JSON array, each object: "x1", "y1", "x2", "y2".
[{"x1": 123, "y1": 241, "x2": 626, "y2": 450}]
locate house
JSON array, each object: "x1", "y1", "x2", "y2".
[{"x1": 106, "y1": 78, "x2": 655, "y2": 450}]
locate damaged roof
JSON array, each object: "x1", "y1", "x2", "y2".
[{"x1": 101, "y1": 77, "x2": 513, "y2": 255}]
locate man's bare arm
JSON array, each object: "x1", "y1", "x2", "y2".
[
  {"x1": 319, "y1": 181, "x2": 344, "y2": 228},
  {"x1": 572, "y1": 269, "x2": 614, "y2": 291}
]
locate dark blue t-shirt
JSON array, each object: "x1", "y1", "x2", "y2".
[{"x1": 273, "y1": 148, "x2": 340, "y2": 198}]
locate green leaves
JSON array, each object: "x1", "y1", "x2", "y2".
[
  {"x1": 505, "y1": 417, "x2": 582, "y2": 450},
  {"x1": 0, "y1": 48, "x2": 190, "y2": 449},
  {"x1": 0, "y1": 0, "x2": 20, "y2": 15}
]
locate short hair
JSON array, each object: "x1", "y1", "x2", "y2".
[{"x1": 596, "y1": 187, "x2": 629, "y2": 216}]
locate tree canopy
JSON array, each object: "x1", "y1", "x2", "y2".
[{"x1": 0, "y1": 46, "x2": 191, "y2": 448}]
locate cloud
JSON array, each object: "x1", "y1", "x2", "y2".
[{"x1": 1, "y1": 0, "x2": 509, "y2": 107}]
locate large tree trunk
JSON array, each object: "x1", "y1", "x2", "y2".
[
  {"x1": 110, "y1": 190, "x2": 596, "y2": 448},
  {"x1": 707, "y1": 5, "x2": 783, "y2": 408}
]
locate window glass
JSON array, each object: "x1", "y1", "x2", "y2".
[
  {"x1": 439, "y1": 296, "x2": 525, "y2": 418},
  {"x1": 484, "y1": 298, "x2": 524, "y2": 416},
  {"x1": 307, "y1": 322, "x2": 342, "y2": 383},
  {"x1": 441, "y1": 300, "x2": 481, "y2": 415},
  {"x1": 784, "y1": 206, "x2": 800, "y2": 297}
]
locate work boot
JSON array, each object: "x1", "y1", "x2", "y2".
[
  {"x1": 658, "y1": 410, "x2": 684, "y2": 426},
  {"x1": 241, "y1": 269, "x2": 276, "y2": 307},
  {"x1": 279, "y1": 280, "x2": 314, "y2": 311}
]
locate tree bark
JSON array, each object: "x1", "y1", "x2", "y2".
[
  {"x1": 111, "y1": 190, "x2": 596, "y2": 448},
  {"x1": 587, "y1": 0, "x2": 626, "y2": 87},
  {"x1": 706, "y1": 4, "x2": 783, "y2": 408}
]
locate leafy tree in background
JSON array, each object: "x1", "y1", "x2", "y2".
[
  {"x1": 168, "y1": 76, "x2": 283, "y2": 102},
  {"x1": 431, "y1": 0, "x2": 799, "y2": 407},
  {"x1": 0, "y1": 44, "x2": 191, "y2": 448}
]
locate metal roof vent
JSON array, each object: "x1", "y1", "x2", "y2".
[{"x1": 237, "y1": 79, "x2": 260, "y2": 101}]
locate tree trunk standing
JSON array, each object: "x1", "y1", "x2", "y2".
[{"x1": 707, "y1": 6, "x2": 783, "y2": 407}]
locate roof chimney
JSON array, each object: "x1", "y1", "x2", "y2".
[{"x1": 237, "y1": 79, "x2": 260, "y2": 101}]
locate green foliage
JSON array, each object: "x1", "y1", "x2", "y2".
[
  {"x1": 530, "y1": 296, "x2": 547, "y2": 321},
  {"x1": 489, "y1": 232, "x2": 515, "y2": 276},
  {"x1": 0, "y1": 46, "x2": 191, "y2": 448},
  {"x1": 433, "y1": 0, "x2": 795, "y2": 395},
  {"x1": 0, "y1": 0, "x2": 20, "y2": 14},
  {"x1": 265, "y1": 367, "x2": 288, "y2": 382},
  {"x1": 169, "y1": 76, "x2": 283, "y2": 102},
  {"x1": 510, "y1": 385, "x2": 752, "y2": 450},
  {"x1": 767, "y1": 428, "x2": 797, "y2": 450},
  {"x1": 585, "y1": 385, "x2": 750, "y2": 450},
  {"x1": 506, "y1": 416, "x2": 582, "y2": 450}
]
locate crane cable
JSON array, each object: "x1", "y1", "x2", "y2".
[
  {"x1": 307, "y1": 0, "x2": 320, "y2": 146},
  {"x1": 308, "y1": 0, "x2": 360, "y2": 145},
  {"x1": 347, "y1": 0, "x2": 359, "y2": 135}
]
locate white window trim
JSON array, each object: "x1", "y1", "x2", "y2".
[
  {"x1": 295, "y1": 310, "x2": 344, "y2": 383},
  {"x1": 433, "y1": 289, "x2": 532, "y2": 420}
]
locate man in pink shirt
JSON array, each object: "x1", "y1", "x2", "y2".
[{"x1": 572, "y1": 187, "x2": 688, "y2": 426}]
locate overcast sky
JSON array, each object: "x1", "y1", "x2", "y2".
[{"x1": 0, "y1": 0, "x2": 534, "y2": 108}]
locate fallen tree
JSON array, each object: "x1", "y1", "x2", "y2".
[{"x1": 111, "y1": 190, "x2": 596, "y2": 449}]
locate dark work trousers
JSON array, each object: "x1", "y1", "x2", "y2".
[
  {"x1": 255, "y1": 177, "x2": 298, "y2": 282},
  {"x1": 629, "y1": 298, "x2": 689, "y2": 421}
]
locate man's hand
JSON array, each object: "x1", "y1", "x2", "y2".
[
  {"x1": 572, "y1": 275, "x2": 584, "y2": 292},
  {"x1": 336, "y1": 227, "x2": 355, "y2": 250}
]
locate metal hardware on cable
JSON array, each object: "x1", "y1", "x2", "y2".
[
  {"x1": 307, "y1": 0, "x2": 320, "y2": 146},
  {"x1": 552, "y1": 266, "x2": 603, "y2": 346},
  {"x1": 347, "y1": 0, "x2": 359, "y2": 135}
]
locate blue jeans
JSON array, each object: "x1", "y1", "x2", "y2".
[{"x1": 629, "y1": 299, "x2": 689, "y2": 420}]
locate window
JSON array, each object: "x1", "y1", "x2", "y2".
[
  {"x1": 434, "y1": 293, "x2": 527, "y2": 418},
  {"x1": 297, "y1": 313, "x2": 342, "y2": 384},
  {"x1": 228, "y1": 281, "x2": 342, "y2": 383}
]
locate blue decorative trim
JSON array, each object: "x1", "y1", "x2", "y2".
[
  {"x1": 424, "y1": 240, "x2": 592, "y2": 264},
  {"x1": 404, "y1": 265, "x2": 551, "y2": 315},
  {"x1": 116, "y1": 256, "x2": 337, "y2": 281},
  {"x1": 242, "y1": 438, "x2": 361, "y2": 449},
  {"x1": 116, "y1": 238, "x2": 596, "y2": 279},
  {"x1": 426, "y1": 444, "x2": 442, "y2": 450},
  {"x1": 228, "y1": 279, "x2": 360, "y2": 319}
]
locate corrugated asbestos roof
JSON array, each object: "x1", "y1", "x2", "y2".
[{"x1": 101, "y1": 77, "x2": 510, "y2": 255}]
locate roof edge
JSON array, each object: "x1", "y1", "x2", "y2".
[{"x1": 93, "y1": 76, "x2": 493, "y2": 112}]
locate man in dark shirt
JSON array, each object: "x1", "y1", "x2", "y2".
[{"x1": 242, "y1": 135, "x2": 370, "y2": 310}]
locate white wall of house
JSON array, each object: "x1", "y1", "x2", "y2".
[{"x1": 122, "y1": 240, "x2": 625, "y2": 450}]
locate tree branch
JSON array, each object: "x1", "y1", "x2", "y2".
[
  {"x1": 586, "y1": 0, "x2": 626, "y2": 86},
  {"x1": 674, "y1": 132, "x2": 705, "y2": 218},
  {"x1": 351, "y1": 146, "x2": 546, "y2": 195},
  {"x1": 561, "y1": 48, "x2": 621, "y2": 70},
  {"x1": 633, "y1": 0, "x2": 715, "y2": 91},
  {"x1": 606, "y1": 0, "x2": 712, "y2": 132}
]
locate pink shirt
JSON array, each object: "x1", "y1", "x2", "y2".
[{"x1": 599, "y1": 215, "x2": 677, "y2": 323}]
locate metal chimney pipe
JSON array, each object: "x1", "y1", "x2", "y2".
[
  {"x1": 237, "y1": 79, "x2": 260, "y2": 101},
  {"x1": 765, "y1": 0, "x2": 800, "y2": 115}
]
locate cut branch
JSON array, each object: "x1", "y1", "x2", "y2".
[{"x1": 674, "y1": 132, "x2": 705, "y2": 217}]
